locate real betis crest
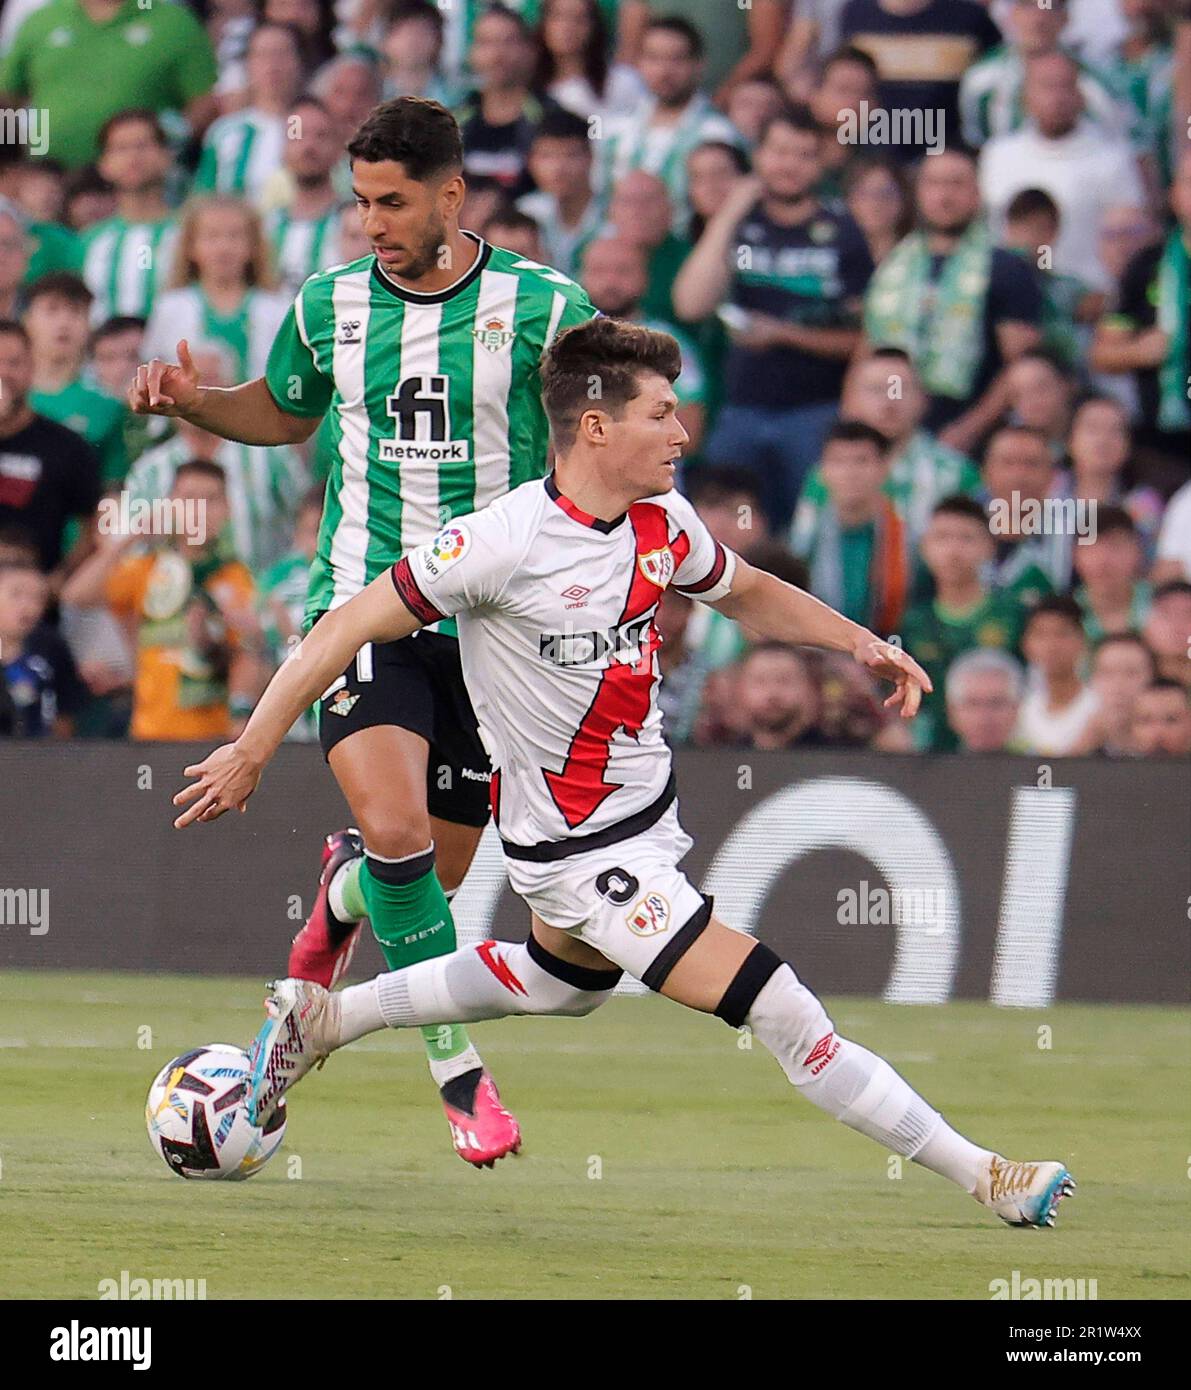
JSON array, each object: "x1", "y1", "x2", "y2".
[{"x1": 473, "y1": 317, "x2": 515, "y2": 353}]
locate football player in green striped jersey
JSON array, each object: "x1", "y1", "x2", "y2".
[{"x1": 130, "y1": 97, "x2": 596, "y2": 1167}]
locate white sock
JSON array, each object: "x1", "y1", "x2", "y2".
[
  {"x1": 328, "y1": 860, "x2": 362, "y2": 925},
  {"x1": 745, "y1": 965, "x2": 982, "y2": 1181},
  {"x1": 427, "y1": 1042, "x2": 484, "y2": 1089},
  {"x1": 913, "y1": 1121, "x2": 992, "y2": 1193},
  {"x1": 335, "y1": 978, "x2": 386, "y2": 1044}
]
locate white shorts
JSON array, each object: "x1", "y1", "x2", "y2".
[{"x1": 503, "y1": 804, "x2": 711, "y2": 985}]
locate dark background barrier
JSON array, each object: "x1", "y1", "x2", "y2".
[{"x1": 1, "y1": 743, "x2": 1187, "y2": 1004}]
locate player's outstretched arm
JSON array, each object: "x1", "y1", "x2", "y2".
[
  {"x1": 128, "y1": 340, "x2": 319, "y2": 446},
  {"x1": 711, "y1": 557, "x2": 933, "y2": 719},
  {"x1": 172, "y1": 572, "x2": 422, "y2": 827}
]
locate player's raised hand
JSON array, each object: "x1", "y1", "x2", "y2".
[
  {"x1": 128, "y1": 339, "x2": 202, "y2": 418},
  {"x1": 853, "y1": 637, "x2": 933, "y2": 720},
  {"x1": 172, "y1": 742, "x2": 263, "y2": 828}
]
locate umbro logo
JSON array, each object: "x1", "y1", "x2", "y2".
[
  {"x1": 561, "y1": 583, "x2": 590, "y2": 608},
  {"x1": 803, "y1": 1031, "x2": 840, "y2": 1076},
  {"x1": 337, "y1": 319, "x2": 362, "y2": 344}
]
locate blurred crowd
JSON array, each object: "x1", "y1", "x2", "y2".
[{"x1": 0, "y1": 0, "x2": 1188, "y2": 757}]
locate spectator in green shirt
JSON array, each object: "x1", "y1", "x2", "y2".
[
  {"x1": 0, "y1": 0, "x2": 219, "y2": 169},
  {"x1": 795, "y1": 346, "x2": 981, "y2": 547},
  {"x1": 580, "y1": 233, "x2": 708, "y2": 453},
  {"x1": 1072, "y1": 505, "x2": 1152, "y2": 641},
  {"x1": 1002, "y1": 187, "x2": 1102, "y2": 369},
  {"x1": 6, "y1": 160, "x2": 85, "y2": 286},
  {"x1": 980, "y1": 424, "x2": 1067, "y2": 605},
  {"x1": 791, "y1": 420, "x2": 911, "y2": 637},
  {"x1": 87, "y1": 313, "x2": 173, "y2": 467},
  {"x1": 604, "y1": 169, "x2": 690, "y2": 325},
  {"x1": 900, "y1": 495, "x2": 1025, "y2": 751},
  {"x1": 24, "y1": 271, "x2": 128, "y2": 484}
]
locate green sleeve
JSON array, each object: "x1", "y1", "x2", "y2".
[
  {"x1": 193, "y1": 141, "x2": 217, "y2": 193},
  {"x1": 172, "y1": 6, "x2": 219, "y2": 105},
  {"x1": 958, "y1": 460, "x2": 982, "y2": 494},
  {"x1": 264, "y1": 302, "x2": 334, "y2": 418},
  {"x1": 558, "y1": 286, "x2": 599, "y2": 334},
  {"x1": 24, "y1": 223, "x2": 83, "y2": 283},
  {"x1": 100, "y1": 413, "x2": 129, "y2": 485},
  {"x1": 0, "y1": 22, "x2": 29, "y2": 96}
]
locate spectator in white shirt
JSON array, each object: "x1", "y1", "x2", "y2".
[
  {"x1": 1015, "y1": 594, "x2": 1101, "y2": 754},
  {"x1": 980, "y1": 51, "x2": 1145, "y2": 290},
  {"x1": 534, "y1": 0, "x2": 647, "y2": 124},
  {"x1": 1153, "y1": 482, "x2": 1191, "y2": 585}
]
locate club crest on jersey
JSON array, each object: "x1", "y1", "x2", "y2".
[
  {"x1": 420, "y1": 525, "x2": 470, "y2": 581},
  {"x1": 337, "y1": 319, "x2": 361, "y2": 344},
  {"x1": 638, "y1": 547, "x2": 675, "y2": 589},
  {"x1": 327, "y1": 690, "x2": 360, "y2": 717},
  {"x1": 626, "y1": 893, "x2": 670, "y2": 937},
  {"x1": 473, "y1": 317, "x2": 515, "y2": 353}
]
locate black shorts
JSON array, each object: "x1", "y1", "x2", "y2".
[{"x1": 315, "y1": 620, "x2": 492, "y2": 828}]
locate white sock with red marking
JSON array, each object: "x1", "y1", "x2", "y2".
[{"x1": 745, "y1": 965, "x2": 989, "y2": 1187}]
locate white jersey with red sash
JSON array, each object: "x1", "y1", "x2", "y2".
[{"x1": 391, "y1": 474, "x2": 736, "y2": 857}]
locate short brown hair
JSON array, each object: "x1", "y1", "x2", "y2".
[
  {"x1": 347, "y1": 96, "x2": 462, "y2": 180},
  {"x1": 539, "y1": 316, "x2": 681, "y2": 452}
]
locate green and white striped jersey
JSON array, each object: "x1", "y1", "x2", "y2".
[
  {"x1": 195, "y1": 108, "x2": 287, "y2": 206},
  {"x1": 266, "y1": 204, "x2": 341, "y2": 299},
  {"x1": 262, "y1": 232, "x2": 597, "y2": 626},
  {"x1": 958, "y1": 45, "x2": 1137, "y2": 149},
  {"x1": 597, "y1": 93, "x2": 743, "y2": 233},
  {"x1": 142, "y1": 285, "x2": 290, "y2": 382},
  {"x1": 792, "y1": 430, "x2": 981, "y2": 549},
  {"x1": 126, "y1": 434, "x2": 310, "y2": 576},
  {"x1": 82, "y1": 215, "x2": 179, "y2": 324}
]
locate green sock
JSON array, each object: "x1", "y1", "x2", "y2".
[{"x1": 358, "y1": 856, "x2": 474, "y2": 1067}]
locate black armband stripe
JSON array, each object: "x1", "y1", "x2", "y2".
[
  {"x1": 526, "y1": 933, "x2": 623, "y2": 991},
  {"x1": 641, "y1": 894, "x2": 714, "y2": 992},
  {"x1": 714, "y1": 942, "x2": 784, "y2": 1028}
]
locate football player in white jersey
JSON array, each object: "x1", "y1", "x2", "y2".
[{"x1": 174, "y1": 317, "x2": 1075, "y2": 1228}]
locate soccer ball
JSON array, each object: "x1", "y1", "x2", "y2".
[{"x1": 145, "y1": 1044, "x2": 286, "y2": 1180}]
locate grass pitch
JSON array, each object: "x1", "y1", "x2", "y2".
[{"x1": 1, "y1": 971, "x2": 1187, "y2": 1300}]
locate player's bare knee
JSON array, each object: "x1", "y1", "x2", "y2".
[
  {"x1": 356, "y1": 818, "x2": 434, "y2": 864},
  {"x1": 652, "y1": 907, "x2": 760, "y2": 1013}
]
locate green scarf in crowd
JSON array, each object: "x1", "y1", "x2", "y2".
[
  {"x1": 1157, "y1": 228, "x2": 1190, "y2": 432},
  {"x1": 865, "y1": 220, "x2": 993, "y2": 401}
]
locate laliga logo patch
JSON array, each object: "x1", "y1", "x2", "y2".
[
  {"x1": 626, "y1": 892, "x2": 670, "y2": 937},
  {"x1": 638, "y1": 547, "x2": 675, "y2": 589},
  {"x1": 421, "y1": 525, "x2": 470, "y2": 580}
]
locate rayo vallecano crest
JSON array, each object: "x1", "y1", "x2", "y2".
[
  {"x1": 473, "y1": 316, "x2": 515, "y2": 352},
  {"x1": 638, "y1": 547, "x2": 675, "y2": 588}
]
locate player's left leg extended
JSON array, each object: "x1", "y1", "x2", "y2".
[{"x1": 654, "y1": 919, "x2": 1075, "y2": 1229}]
